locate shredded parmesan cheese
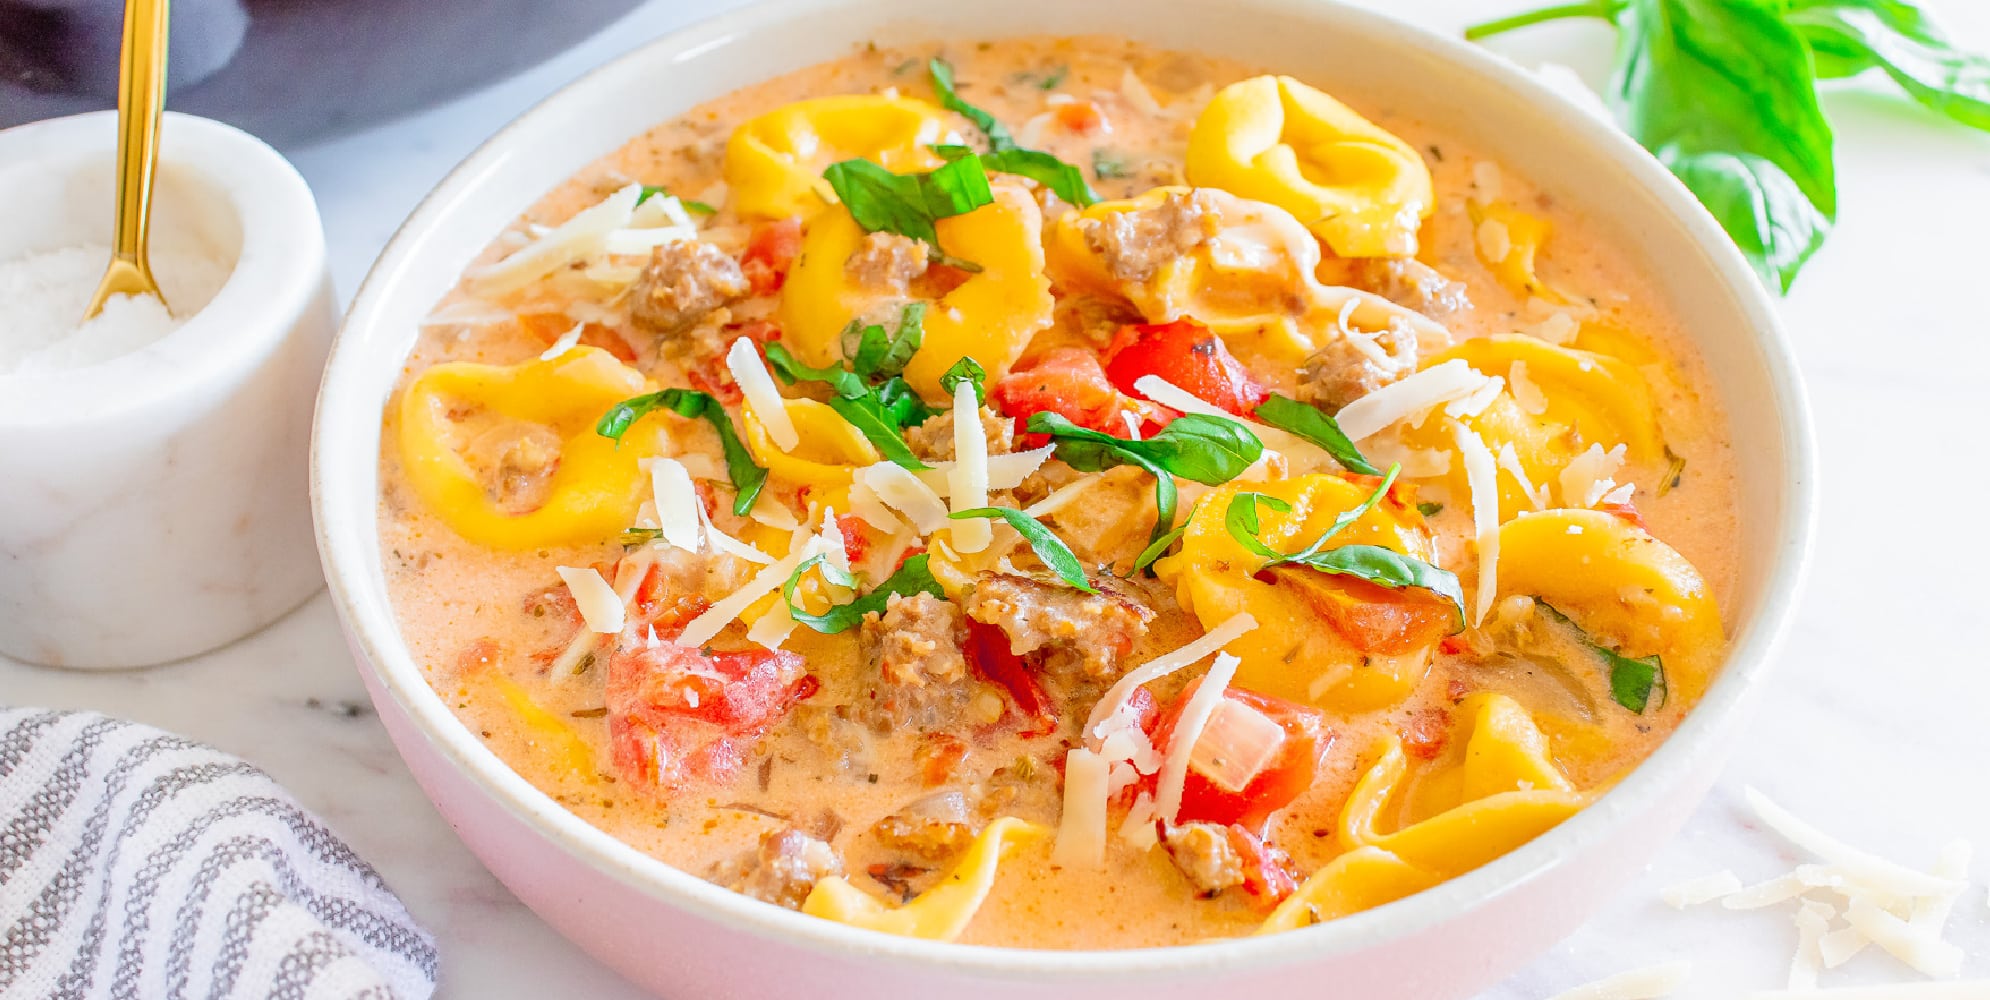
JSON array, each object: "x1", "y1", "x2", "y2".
[
  {"x1": 1747, "y1": 789, "x2": 1967, "y2": 899},
  {"x1": 1746, "y1": 984, "x2": 1990, "y2": 999},
  {"x1": 1119, "y1": 791, "x2": 1160, "y2": 851},
  {"x1": 538, "y1": 321, "x2": 584, "y2": 361},
  {"x1": 1545, "y1": 962, "x2": 1692, "y2": 1000},
  {"x1": 727, "y1": 337, "x2": 796, "y2": 451},
  {"x1": 1335, "y1": 360, "x2": 1494, "y2": 442},
  {"x1": 647, "y1": 458, "x2": 704, "y2": 552},
  {"x1": 1051, "y1": 747, "x2": 1110, "y2": 868},
  {"x1": 1455, "y1": 425, "x2": 1500, "y2": 626},
  {"x1": 1087, "y1": 613, "x2": 1259, "y2": 738},
  {"x1": 846, "y1": 474, "x2": 908, "y2": 533},
  {"x1": 675, "y1": 537, "x2": 816, "y2": 649},
  {"x1": 1024, "y1": 477, "x2": 1101, "y2": 518},
  {"x1": 744, "y1": 598, "x2": 799, "y2": 651},
  {"x1": 470, "y1": 184, "x2": 640, "y2": 296},
  {"x1": 1497, "y1": 442, "x2": 1550, "y2": 511},
  {"x1": 1508, "y1": 360, "x2": 1550, "y2": 414},
  {"x1": 861, "y1": 462, "x2": 950, "y2": 533},
  {"x1": 1661, "y1": 870, "x2": 1744, "y2": 908},
  {"x1": 1131, "y1": 374, "x2": 1321, "y2": 462},
  {"x1": 1120, "y1": 68, "x2": 1163, "y2": 115},
  {"x1": 556, "y1": 566, "x2": 625, "y2": 635},
  {"x1": 946, "y1": 381, "x2": 993, "y2": 553},
  {"x1": 1559, "y1": 443, "x2": 1628, "y2": 508},
  {"x1": 1476, "y1": 217, "x2": 1513, "y2": 264},
  {"x1": 1153, "y1": 652, "x2": 1239, "y2": 826},
  {"x1": 1471, "y1": 160, "x2": 1504, "y2": 205}
]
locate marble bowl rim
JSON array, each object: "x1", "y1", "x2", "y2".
[
  {"x1": 311, "y1": 0, "x2": 1818, "y2": 982},
  {"x1": 0, "y1": 110, "x2": 327, "y2": 426}
]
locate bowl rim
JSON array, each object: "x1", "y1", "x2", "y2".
[{"x1": 312, "y1": 0, "x2": 1817, "y2": 980}]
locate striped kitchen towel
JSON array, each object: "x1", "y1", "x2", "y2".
[{"x1": 0, "y1": 708, "x2": 437, "y2": 999}]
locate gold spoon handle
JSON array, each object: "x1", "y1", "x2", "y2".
[{"x1": 109, "y1": 0, "x2": 170, "y2": 276}]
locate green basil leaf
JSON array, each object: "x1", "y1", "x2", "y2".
[
  {"x1": 850, "y1": 302, "x2": 928, "y2": 379},
  {"x1": 1092, "y1": 149, "x2": 1134, "y2": 180},
  {"x1": 1614, "y1": 0, "x2": 1838, "y2": 292},
  {"x1": 876, "y1": 377, "x2": 940, "y2": 428},
  {"x1": 1130, "y1": 503, "x2": 1194, "y2": 572},
  {"x1": 635, "y1": 184, "x2": 717, "y2": 215},
  {"x1": 1464, "y1": 0, "x2": 1621, "y2": 41},
  {"x1": 822, "y1": 156, "x2": 994, "y2": 247},
  {"x1": 1024, "y1": 411, "x2": 1263, "y2": 486},
  {"x1": 1038, "y1": 66, "x2": 1068, "y2": 90},
  {"x1": 1223, "y1": 492, "x2": 1291, "y2": 561},
  {"x1": 940, "y1": 356, "x2": 987, "y2": 405},
  {"x1": 596, "y1": 389, "x2": 766, "y2": 515},
  {"x1": 1284, "y1": 465, "x2": 1400, "y2": 564},
  {"x1": 948, "y1": 507, "x2": 1096, "y2": 592},
  {"x1": 1283, "y1": 544, "x2": 1468, "y2": 628},
  {"x1": 928, "y1": 57, "x2": 1017, "y2": 150},
  {"x1": 1254, "y1": 394, "x2": 1382, "y2": 475},
  {"x1": 764, "y1": 341, "x2": 867, "y2": 396},
  {"x1": 784, "y1": 552, "x2": 947, "y2": 634},
  {"x1": 1537, "y1": 603, "x2": 1670, "y2": 713},
  {"x1": 1416, "y1": 501, "x2": 1445, "y2": 518},
  {"x1": 1784, "y1": 0, "x2": 1990, "y2": 131},
  {"x1": 827, "y1": 393, "x2": 929, "y2": 471}
]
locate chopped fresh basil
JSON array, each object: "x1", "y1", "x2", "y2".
[
  {"x1": 1536, "y1": 603, "x2": 1670, "y2": 714},
  {"x1": 1254, "y1": 393, "x2": 1382, "y2": 475},
  {"x1": 828, "y1": 394, "x2": 929, "y2": 470},
  {"x1": 949, "y1": 507, "x2": 1095, "y2": 592},
  {"x1": 635, "y1": 184, "x2": 716, "y2": 215},
  {"x1": 928, "y1": 57, "x2": 1018, "y2": 149},
  {"x1": 1223, "y1": 467, "x2": 1467, "y2": 629},
  {"x1": 1787, "y1": 1, "x2": 1990, "y2": 131},
  {"x1": 846, "y1": 302, "x2": 926, "y2": 379},
  {"x1": 940, "y1": 356, "x2": 987, "y2": 405},
  {"x1": 822, "y1": 155, "x2": 994, "y2": 248},
  {"x1": 763, "y1": 339, "x2": 931, "y2": 471},
  {"x1": 596, "y1": 389, "x2": 765, "y2": 515},
  {"x1": 620, "y1": 527, "x2": 665, "y2": 548},
  {"x1": 1026, "y1": 411, "x2": 1262, "y2": 486},
  {"x1": 927, "y1": 59, "x2": 1099, "y2": 206},
  {"x1": 784, "y1": 552, "x2": 946, "y2": 634},
  {"x1": 764, "y1": 340, "x2": 865, "y2": 396},
  {"x1": 1416, "y1": 501, "x2": 1445, "y2": 518},
  {"x1": 1091, "y1": 149, "x2": 1134, "y2": 180},
  {"x1": 1130, "y1": 502, "x2": 1195, "y2": 573},
  {"x1": 932, "y1": 143, "x2": 1099, "y2": 210}
]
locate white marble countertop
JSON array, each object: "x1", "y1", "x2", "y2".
[{"x1": 7, "y1": 1, "x2": 1989, "y2": 995}]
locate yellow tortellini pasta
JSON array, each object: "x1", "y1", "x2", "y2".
[
  {"x1": 1043, "y1": 186, "x2": 1442, "y2": 370},
  {"x1": 488, "y1": 670, "x2": 597, "y2": 781},
  {"x1": 724, "y1": 95, "x2": 952, "y2": 220},
  {"x1": 803, "y1": 817, "x2": 1048, "y2": 941},
  {"x1": 1497, "y1": 509, "x2": 1724, "y2": 701},
  {"x1": 1468, "y1": 199, "x2": 1561, "y2": 304},
  {"x1": 397, "y1": 347, "x2": 666, "y2": 550},
  {"x1": 1187, "y1": 75, "x2": 1434, "y2": 258},
  {"x1": 741, "y1": 397, "x2": 878, "y2": 504},
  {"x1": 777, "y1": 182, "x2": 1055, "y2": 400},
  {"x1": 1260, "y1": 695, "x2": 1586, "y2": 931},
  {"x1": 1155, "y1": 474, "x2": 1437, "y2": 711}
]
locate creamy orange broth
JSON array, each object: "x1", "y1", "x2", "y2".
[{"x1": 378, "y1": 36, "x2": 1738, "y2": 949}]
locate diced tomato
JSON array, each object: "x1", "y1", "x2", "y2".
[
  {"x1": 962, "y1": 619, "x2": 1057, "y2": 737},
  {"x1": 1054, "y1": 99, "x2": 1109, "y2": 136},
  {"x1": 1144, "y1": 680, "x2": 1330, "y2": 833},
  {"x1": 456, "y1": 638, "x2": 502, "y2": 676},
  {"x1": 989, "y1": 346, "x2": 1173, "y2": 447},
  {"x1": 1596, "y1": 500, "x2": 1651, "y2": 532},
  {"x1": 1264, "y1": 568, "x2": 1457, "y2": 655},
  {"x1": 1224, "y1": 824, "x2": 1300, "y2": 907},
  {"x1": 629, "y1": 562, "x2": 711, "y2": 637},
  {"x1": 916, "y1": 733, "x2": 969, "y2": 787},
  {"x1": 740, "y1": 217, "x2": 803, "y2": 296},
  {"x1": 1399, "y1": 707, "x2": 1452, "y2": 762},
  {"x1": 836, "y1": 513, "x2": 872, "y2": 567},
  {"x1": 1104, "y1": 319, "x2": 1268, "y2": 416},
  {"x1": 607, "y1": 642, "x2": 814, "y2": 789}
]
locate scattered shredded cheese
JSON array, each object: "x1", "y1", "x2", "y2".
[
  {"x1": 1746, "y1": 788, "x2": 1967, "y2": 899},
  {"x1": 1792, "y1": 898, "x2": 1836, "y2": 990},
  {"x1": 1508, "y1": 360, "x2": 1550, "y2": 415},
  {"x1": 470, "y1": 184, "x2": 641, "y2": 296},
  {"x1": 1661, "y1": 870, "x2": 1744, "y2": 908},
  {"x1": 1745, "y1": 984, "x2": 1990, "y2": 999},
  {"x1": 947, "y1": 381, "x2": 993, "y2": 553},
  {"x1": 675, "y1": 536, "x2": 816, "y2": 649},
  {"x1": 556, "y1": 566, "x2": 625, "y2": 635},
  {"x1": 748, "y1": 494, "x2": 801, "y2": 531},
  {"x1": 846, "y1": 474, "x2": 908, "y2": 533},
  {"x1": 861, "y1": 462, "x2": 950, "y2": 533},
  {"x1": 1843, "y1": 899, "x2": 1965, "y2": 978},
  {"x1": 1023, "y1": 477, "x2": 1101, "y2": 519},
  {"x1": 1471, "y1": 160, "x2": 1504, "y2": 205},
  {"x1": 1476, "y1": 217, "x2": 1514, "y2": 264},
  {"x1": 818, "y1": 506, "x2": 851, "y2": 577},
  {"x1": 1132, "y1": 375, "x2": 1319, "y2": 461},
  {"x1": 538, "y1": 321, "x2": 585, "y2": 361},
  {"x1": 1559, "y1": 443, "x2": 1628, "y2": 508},
  {"x1": 1086, "y1": 613, "x2": 1259, "y2": 739},
  {"x1": 1454, "y1": 424, "x2": 1500, "y2": 626},
  {"x1": 744, "y1": 598, "x2": 799, "y2": 651},
  {"x1": 1335, "y1": 360, "x2": 1494, "y2": 442},
  {"x1": 1051, "y1": 747, "x2": 1110, "y2": 868},
  {"x1": 1120, "y1": 68, "x2": 1163, "y2": 116},
  {"x1": 1545, "y1": 962, "x2": 1692, "y2": 1000},
  {"x1": 600, "y1": 224, "x2": 697, "y2": 257},
  {"x1": 1497, "y1": 442, "x2": 1550, "y2": 511},
  {"x1": 1118, "y1": 791, "x2": 1160, "y2": 851},
  {"x1": 647, "y1": 458, "x2": 705, "y2": 552},
  {"x1": 1153, "y1": 652, "x2": 1239, "y2": 826},
  {"x1": 696, "y1": 499, "x2": 774, "y2": 565},
  {"x1": 727, "y1": 337, "x2": 797, "y2": 451}
]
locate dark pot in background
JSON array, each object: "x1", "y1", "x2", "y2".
[{"x1": 0, "y1": 0, "x2": 645, "y2": 145}]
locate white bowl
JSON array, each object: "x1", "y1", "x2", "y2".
[{"x1": 312, "y1": 1, "x2": 1816, "y2": 996}]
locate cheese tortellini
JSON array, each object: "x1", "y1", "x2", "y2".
[
  {"x1": 778, "y1": 182, "x2": 1055, "y2": 401},
  {"x1": 724, "y1": 95, "x2": 953, "y2": 220},
  {"x1": 803, "y1": 817, "x2": 1048, "y2": 941},
  {"x1": 1187, "y1": 75, "x2": 1434, "y2": 258},
  {"x1": 1260, "y1": 695, "x2": 1586, "y2": 931}
]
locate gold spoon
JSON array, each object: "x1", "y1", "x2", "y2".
[{"x1": 82, "y1": 0, "x2": 172, "y2": 321}]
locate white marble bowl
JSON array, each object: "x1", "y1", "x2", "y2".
[
  {"x1": 312, "y1": 1, "x2": 1817, "y2": 996},
  {"x1": 0, "y1": 111, "x2": 335, "y2": 669}
]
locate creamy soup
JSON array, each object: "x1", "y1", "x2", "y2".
[{"x1": 378, "y1": 36, "x2": 1736, "y2": 949}]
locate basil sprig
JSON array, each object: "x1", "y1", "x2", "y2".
[
  {"x1": 1469, "y1": 0, "x2": 1990, "y2": 292},
  {"x1": 634, "y1": 184, "x2": 716, "y2": 215},
  {"x1": 822, "y1": 155, "x2": 993, "y2": 268},
  {"x1": 782, "y1": 552, "x2": 947, "y2": 634},
  {"x1": 763, "y1": 306, "x2": 936, "y2": 472},
  {"x1": 596, "y1": 389, "x2": 766, "y2": 515},
  {"x1": 1254, "y1": 393, "x2": 1381, "y2": 476},
  {"x1": 1129, "y1": 501, "x2": 1197, "y2": 572},
  {"x1": 949, "y1": 507, "x2": 1095, "y2": 592},
  {"x1": 1224, "y1": 466, "x2": 1467, "y2": 629},
  {"x1": 1025, "y1": 411, "x2": 1263, "y2": 547},
  {"x1": 927, "y1": 58, "x2": 1099, "y2": 207},
  {"x1": 1536, "y1": 603, "x2": 1669, "y2": 714},
  {"x1": 940, "y1": 356, "x2": 986, "y2": 405}
]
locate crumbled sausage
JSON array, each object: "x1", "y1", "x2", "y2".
[
  {"x1": 1330, "y1": 257, "x2": 1473, "y2": 322},
  {"x1": 903, "y1": 408, "x2": 1016, "y2": 463},
  {"x1": 714, "y1": 827, "x2": 844, "y2": 910},
  {"x1": 1296, "y1": 322, "x2": 1419, "y2": 411},
  {"x1": 1077, "y1": 189, "x2": 1221, "y2": 283},
  {"x1": 963, "y1": 573, "x2": 1154, "y2": 679},
  {"x1": 862, "y1": 592, "x2": 967, "y2": 687},
  {"x1": 871, "y1": 790, "x2": 979, "y2": 861},
  {"x1": 1161, "y1": 823, "x2": 1247, "y2": 897},
  {"x1": 844, "y1": 231, "x2": 929, "y2": 294},
  {"x1": 629, "y1": 240, "x2": 749, "y2": 336}
]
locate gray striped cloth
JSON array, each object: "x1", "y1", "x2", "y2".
[{"x1": 0, "y1": 708, "x2": 438, "y2": 999}]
